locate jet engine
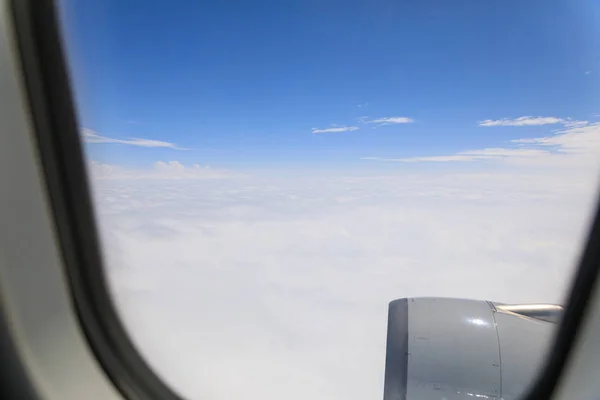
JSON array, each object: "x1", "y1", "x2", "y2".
[{"x1": 383, "y1": 298, "x2": 562, "y2": 400}]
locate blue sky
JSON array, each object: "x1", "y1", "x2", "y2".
[{"x1": 59, "y1": 0, "x2": 600, "y2": 170}]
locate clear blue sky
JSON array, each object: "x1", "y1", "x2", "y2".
[{"x1": 59, "y1": 0, "x2": 600, "y2": 170}]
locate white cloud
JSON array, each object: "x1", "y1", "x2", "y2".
[
  {"x1": 312, "y1": 126, "x2": 360, "y2": 134},
  {"x1": 82, "y1": 128, "x2": 186, "y2": 149},
  {"x1": 585, "y1": 71, "x2": 592, "y2": 75},
  {"x1": 364, "y1": 116, "x2": 414, "y2": 125},
  {"x1": 478, "y1": 116, "x2": 565, "y2": 127},
  {"x1": 365, "y1": 123, "x2": 600, "y2": 168},
  {"x1": 91, "y1": 166, "x2": 598, "y2": 400}
]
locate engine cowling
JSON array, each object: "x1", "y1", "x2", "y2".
[{"x1": 383, "y1": 298, "x2": 561, "y2": 400}]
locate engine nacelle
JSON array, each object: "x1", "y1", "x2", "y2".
[{"x1": 383, "y1": 298, "x2": 561, "y2": 400}]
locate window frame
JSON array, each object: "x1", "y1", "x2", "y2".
[
  {"x1": 9, "y1": 0, "x2": 184, "y2": 399},
  {"x1": 7, "y1": 0, "x2": 600, "y2": 399}
]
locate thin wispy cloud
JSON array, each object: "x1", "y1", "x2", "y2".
[
  {"x1": 362, "y1": 155, "x2": 490, "y2": 162},
  {"x1": 312, "y1": 126, "x2": 360, "y2": 134},
  {"x1": 510, "y1": 123, "x2": 600, "y2": 152},
  {"x1": 363, "y1": 122, "x2": 600, "y2": 167},
  {"x1": 384, "y1": 149, "x2": 551, "y2": 163},
  {"x1": 82, "y1": 128, "x2": 187, "y2": 149},
  {"x1": 362, "y1": 149, "x2": 548, "y2": 163},
  {"x1": 315, "y1": 116, "x2": 413, "y2": 132},
  {"x1": 479, "y1": 116, "x2": 565, "y2": 127},
  {"x1": 364, "y1": 116, "x2": 414, "y2": 125},
  {"x1": 585, "y1": 71, "x2": 592, "y2": 75},
  {"x1": 563, "y1": 120, "x2": 589, "y2": 128}
]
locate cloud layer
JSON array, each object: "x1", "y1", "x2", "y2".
[{"x1": 89, "y1": 158, "x2": 599, "y2": 399}]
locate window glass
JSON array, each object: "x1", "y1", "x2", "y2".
[{"x1": 59, "y1": 1, "x2": 600, "y2": 399}]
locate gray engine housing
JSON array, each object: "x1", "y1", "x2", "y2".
[{"x1": 383, "y1": 298, "x2": 560, "y2": 400}]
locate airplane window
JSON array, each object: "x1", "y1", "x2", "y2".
[{"x1": 56, "y1": 1, "x2": 600, "y2": 399}]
